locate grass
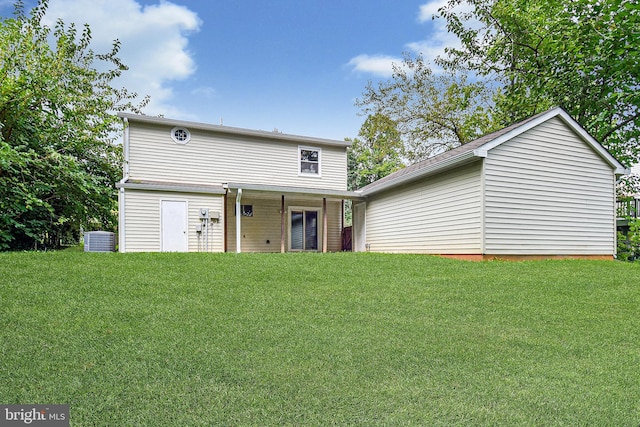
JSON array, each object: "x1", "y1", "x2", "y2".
[{"x1": 1, "y1": 252, "x2": 639, "y2": 426}]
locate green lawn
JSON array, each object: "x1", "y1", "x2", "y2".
[{"x1": 1, "y1": 252, "x2": 639, "y2": 426}]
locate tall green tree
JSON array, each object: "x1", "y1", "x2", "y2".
[
  {"x1": 0, "y1": 0, "x2": 146, "y2": 250},
  {"x1": 356, "y1": 54, "x2": 497, "y2": 163},
  {"x1": 347, "y1": 113, "x2": 404, "y2": 190},
  {"x1": 436, "y1": 0, "x2": 640, "y2": 167}
]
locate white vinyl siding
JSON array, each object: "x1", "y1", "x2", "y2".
[
  {"x1": 484, "y1": 117, "x2": 615, "y2": 255},
  {"x1": 226, "y1": 196, "x2": 342, "y2": 253},
  {"x1": 123, "y1": 190, "x2": 224, "y2": 252},
  {"x1": 128, "y1": 123, "x2": 346, "y2": 190},
  {"x1": 364, "y1": 161, "x2": 483, "y2": 253}
]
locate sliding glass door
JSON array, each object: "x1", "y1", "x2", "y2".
[{"x1": 290, "y1": 209, "x2": 319, "y2": 251}]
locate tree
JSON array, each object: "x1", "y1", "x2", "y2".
[
  {"x1": 347, "y1": 113, "x2": 404, "y2": 190},
  {"x1": 436, "y1": 0, "x2": 640, "y2": 167},
  {"x1": 356, "y1": 53, "x2": 498, "y2": 163},
  {"x1": 0, "y1": 0, "x2": 147, "y2": 250}
]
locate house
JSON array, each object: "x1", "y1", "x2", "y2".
[
  {"x1": 352, "y1": 107, "x2": 628, "y2": 260},
  {"x1": 117, "y1": 107, "x2": 627, "y2": 259},
  {"x1": 116, "y1": 113, "x2": 363, "y2": 253}
]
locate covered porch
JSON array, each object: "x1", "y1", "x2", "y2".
[{"x1": 223, "y1": 183, "x2": 363, "y2": 253}]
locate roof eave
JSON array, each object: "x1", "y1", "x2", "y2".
[
  {"x1": 116, "y1": 180, "x2": 226, "y2": 195},
  {"x1": 225, "y1": 182, "x2": 364, "y2": 200},
  {"x1": 118, "y1": 113, "x2": 351, "y2": 148}
]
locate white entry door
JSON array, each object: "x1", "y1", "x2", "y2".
[{"x1": 161, "y1": 200, "x2": 188, "y2": 252}]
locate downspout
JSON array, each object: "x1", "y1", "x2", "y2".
[
  {"x1": 118, "y1": 117, "x2": 130, "y2": 253},
  {"x1": 118, "y1": 187, "x2": 125, "y2": 253},
  {"x1": 480, "y1": 157, "x2": 486, "y2": 257},
  {"x1": 223, "y1": 191, "x2": 228, "y2": 252},
  {"x1": 123, "y1": 117, "x2": 130, "y2": 179},
  {"x1": 236, "y1": 188, "x2": 242, "y2": 253}
]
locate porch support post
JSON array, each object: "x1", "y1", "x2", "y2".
[
  {"x1": 280, "y1": 195, "x2": 285, "y2": 253},
  {"x1": 322, "y1": 197, "x2": 328, "y2": 253},
  {"x1": 235, "y1": 188, "x2": 242, "y2": 253},
  {"x1": 223, "y1": 192, "x2": 228, "y2": 252}
]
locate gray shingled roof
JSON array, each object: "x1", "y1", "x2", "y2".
[
  {"x1": 357, "y1": 108, "x2": 566, "y2": 195},
  {"x1": 118, "y1": 112, "x2": 351, "y2": 148}
]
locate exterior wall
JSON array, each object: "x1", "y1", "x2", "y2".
[
  {"x1": 226, "y1": 196, "x2": 343, "y2": 252},
  {"x1": 363, "y1": 161, "x2": 483, "y2": 253},
  {"x1": 121, "y1": 189, "x2": 224, "y2": 252},
  {"x1": 484, "y1": 116, "x2": 615, "y2": 255},
  {"x1": 128, "y1": 122, "x2": 347, "y2": 191}
]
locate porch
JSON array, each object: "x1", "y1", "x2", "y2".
[
  {"x1": 617, "y1": 197, "x2": 639, "y2": 232},
  {"x1": 617, "y1": 198, "x2": 639, "y2": 219},
  {"x1": 223, "y1": 183, "x2": 363, "y2": 253}
]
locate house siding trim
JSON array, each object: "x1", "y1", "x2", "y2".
[{"x1": 480, "y1": 158, "x2": 487, "y2": 254}]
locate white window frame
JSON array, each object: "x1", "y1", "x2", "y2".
[
  {"x1": 298, "y1": 146, "x2": 321, "y2": 177},
  {"x1": 171, "y1": 127, "x2": 191, "y2": 144}
]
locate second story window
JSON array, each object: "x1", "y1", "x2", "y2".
[{"x1": 299, "y1": 146, "x2": 321, "y2": 176}]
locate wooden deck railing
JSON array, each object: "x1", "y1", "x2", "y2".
[{"x1": 617, "y1": 198, "x2": 640, "y2": 218}]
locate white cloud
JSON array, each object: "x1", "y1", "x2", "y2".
[
  {"x1": 417, "y1": 0, "x2": 449, "y2": 22},
  {"x1": 42, "y1": 0, "x2": 201, "y2": 116},
  {"x1": 346, "y1": 54, "x2": 403, "y2": 78},
  {"x1": 190, "y1": 86, "x2": 216, "y2": 98},
  {"x1": 347, "y1": 1, "x2": 470, "y2": 77},
  {"x1": 412, "y1": 1, "x2": 478, "y2": 71}
]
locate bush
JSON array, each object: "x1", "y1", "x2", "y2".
[{"x1": 617, "y1": 218, "x2": 640, "y2": 261}]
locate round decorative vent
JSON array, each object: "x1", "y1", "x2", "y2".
[{"x1": 171, "y1": 127, "x2": 191, "y2": 144}]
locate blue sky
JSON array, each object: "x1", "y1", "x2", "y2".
[{"x1": 0, "y1": 0, "x2": 461, "y2": 140}]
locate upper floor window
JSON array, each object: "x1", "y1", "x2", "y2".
[
  {"x1": 299, "y1": 146, "x2": 321, "y2": 177},
  {"x1": 171, "y1": 127, "x2": 191, "y2": 144}
]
